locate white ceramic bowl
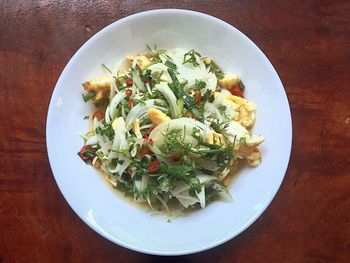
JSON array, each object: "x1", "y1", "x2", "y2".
[{"x1": 46, "y1": 9, "x2": 292, "y2": 255}]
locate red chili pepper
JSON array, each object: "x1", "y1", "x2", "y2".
[
  {"x1": 127, "y1": 99, "x2": 133, "y2": 109},
  {"x1": 125, "y1": 89, "x2": 132, "y2": 96},
  {"x1": 78, "y1": 145, "x2": 95, "y2": 161},
  {"x1": 229, "y1": 86, "x2": 244, "y2": 98},
  {"x1": 145, "y1": 125, "x2": 156, "y2": 135},
  {"x1": 125, "y1": 78, "x2": 133, "y2": 87},
  {"x1": 148, "y1": 160, "x2": 160, "y2": 172},
  {"x1": 92, "y1": 110, "x2": 104, "y2": 121},
  {"x1": 144, "y1": 135, "x2": 153, "y2": 142},
  {"x1": 169, "y1": 155, "x2": 180, "y2": 163},
  {"x1": 196, "y1": 90, "x2": 202, "y2": 105},
  {"x1": 143, "y1": 125, "x2": 156, "y2": 141},
  {"x1": 139, "y1": 147, "x2": 151, "y2": 157}
]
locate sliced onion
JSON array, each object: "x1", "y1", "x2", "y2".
[
  {"x1": 147, "y1": 63, "x2": 171, "y2": 82},
  {"x1": 104, "y1": 105, "x2": 111, "y2": 123},
  {"x1": 155, "y1": 83, "x2": 181, "y2": 118},
  {"x1": 171, "y1": 49, "x2": 207, "y2": 90},
  {"x1": 132, "y1": 70, "x2": 146, "y2": 92},
  {"x1": 109, "y1": 117, "x2": 128, "y2": 160},
  {"x1": 85, "y1": 135, "x2": 98, "y2": 145},
  {"x1": 223, "y1": 120, "x2": 250, "y2": 142},
  {"x1": 109, "y1": 91, "x2": 127, "y2": 120},
  {"x1": 196, "y1": 185, "x2": 206, "y2": 208},
  {"x1": 204, "y1": 102, "x2": 223, "y2": 122},
  {"x1": 125, "y1": 99, "x2": 166, "y2": 129},
  {"x1": 149, "y1": 117, "x2": 210, "y2": 147},
  {"x1": 205, "y1": 72, "x2": 217, "y2": 92}
]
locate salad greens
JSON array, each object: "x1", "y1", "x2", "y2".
[{"x1": 78, "y1": 47, "x2": 264, "y2": 215}]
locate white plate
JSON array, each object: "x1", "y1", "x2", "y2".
[{"x1": 46, "y1": 9, "x2": 292, "y2": 255}]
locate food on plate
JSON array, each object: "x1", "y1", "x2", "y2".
[{"x1": 78, "y1": 46, "x2": 264, "y2": 213}]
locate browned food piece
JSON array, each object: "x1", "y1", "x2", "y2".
[
  {"x1": 127, "y1": 55, "x2": 152, "y2": 70},
  {"x1": 82, "y1": 77, "x2": 110, "y2": 101}
]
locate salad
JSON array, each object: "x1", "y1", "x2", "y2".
[{"x1": 78, "y1": 47, "x2": 264, "y2": 213}]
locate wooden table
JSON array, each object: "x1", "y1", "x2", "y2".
[{"x1": 1, "y1": 1, "x2": 349, "y2": 262}]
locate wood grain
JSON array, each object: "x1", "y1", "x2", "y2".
[{"x1": 1, "y1": 0, "x2": 349, "y2": 262}]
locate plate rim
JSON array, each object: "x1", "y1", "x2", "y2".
[{"x1": 46, "y1": 8, "x2": 293, "y2": 256}]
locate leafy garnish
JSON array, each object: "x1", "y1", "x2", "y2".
[
  {"x1": 165, "y1": 60, "x2": 178, "y2": 71},
  {"x1": 238, "y1": 80, "x2": 245, "y2": 91},
  {"x1": 140, "y1": 69, "x2": 163, "y2": 88},
  {"x1": 167, "y1": 68, "x2": 205, "y2": 121},
  {"x1": 194, "y1": 79, "x2": 206, "y2": 90},
  {"x1": 82, "y1": 91, "x2": 95, "y2": 102},
  {"x1": 102, "y1": 63, "x2": 112, "y2": 74},
  {"x1": 183, "y1": 49, "x2": 201, "y2": 67},
  {"x1": 95, "y1": 120, "x2": 115, "y2": 141},
  {"x1": 211, "y1": 119, "x2": 229, "y2": 133},
  {"x1": 146, "y1": 45, "x2": 166, "y2": 63},
  {"x1": 208, "y1": 60, "x2": 225, "y2": 80}
]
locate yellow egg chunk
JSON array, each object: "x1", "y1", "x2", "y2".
[
  {"x1": 112, "y1": 118, "x2": 119, "y2": 129},
  {"x1": 205, "y1": 131, "x2": 228, "y2": 147},
  {"x1": 225, "y1": 95, "x2": 256, "y2": 129},
  {"x1": 238, "y1": 102, "x2": 256, "y2": 129},
  {"x1": 132, "y1": 119, "x2": 142, "y2": 138},
  {"x1": 218, "y1": 74, "x2": 239, "y2": 89},
  {"x1": 147, "y1": 108, "x2": 170, "y2": 125},
  {"x1": 82, "y1": 77, "x2": 110, "y2": 101},
  {"x1": 127, "y1": 55, "x2": 152, "y2": 70},
  {"x1": 225, "y1": 95, "x2": 247, "y2": 106},
  {"x1": 236, "y1": 135, "x2": 264, "y2": 167}
]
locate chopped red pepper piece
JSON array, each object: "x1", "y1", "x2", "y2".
[
  {"x1": 196, "y1": 90, "x2": 202, "y2": 105},
  {"x1": 79, "y1": 145, "x2": 90, "y2": 161},
  {"x1": 125, "y1": 89, "x2": 132, "y2": 96},
  {"x1": 169, "y1": 155, "x2": 180, "y2": 163},
  {"x1": 78, "y1": 145, "x2": 96, "y2": 162},
  {"x1": 127, "y1": 99, "x2": 133, "y2": 109},
  {"x1": 143, "y1": 125, "x2": 156, "y2": 142},
  {"x1": 229, "y1": 86, "x2": 244, "y2": 98},
  {"x1": 144, "y1": 135, "x2": 153, "y2": 142},
  {"x1": 92, "y1": 110, "x2": 104, "y2": 121},
  {"x1": 125, "y1": 78, "x2": 133, "y2": 87},
  {"x1": 139, "y1": 146, "x2": 151, "y2": 157},
  {"x1": 144, "y1": 125, "x2": 156, "y2": 135},
  {"x1": 148, "y1": 160, "x2": 160, "y2": 172}
]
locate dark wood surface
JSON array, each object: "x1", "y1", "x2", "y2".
[{"x1": 1, "y1": 1, "x2": 349, "y2": 262}]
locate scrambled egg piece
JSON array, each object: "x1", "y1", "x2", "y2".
[
  {"x1": 205, "y1": 131, "x2": 228, "y2": 147},
  {"x1": 218, "y1": 74, "x2": 239, "y2": 89},
  {"x1": 147, "y1": 108, "x2": 170, "y2": 125},
  {"x1": 239, "y1": 102, "x2": 256, "y2": 129},
  {"x1": 225, "y1": 94, "x2": 246, "y2": 106},
  {"x1": 127, "y1": 55, "x2": 151, "y2": 70},
  {"x1": 225, "y1": 95, "x2": 256, "y2": 129},
  {"x1": 202, "y1": 57, "x2": 211, "y2": 65},
  {"x1": 132, "y1": 119, "x2": 142, "y2": 138},
  {"x1": 223, "y1": 121, "x2": 264, "y2": 166},
  {"x1": 83, "y1": 77, "x2": 110, "y2": 101},
  {"x1": 236, "y1": 136, "x2": 264, "y2": 167},
  {"x1": 112, "y1": 118, "x2": 119, "y2": 129}
]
